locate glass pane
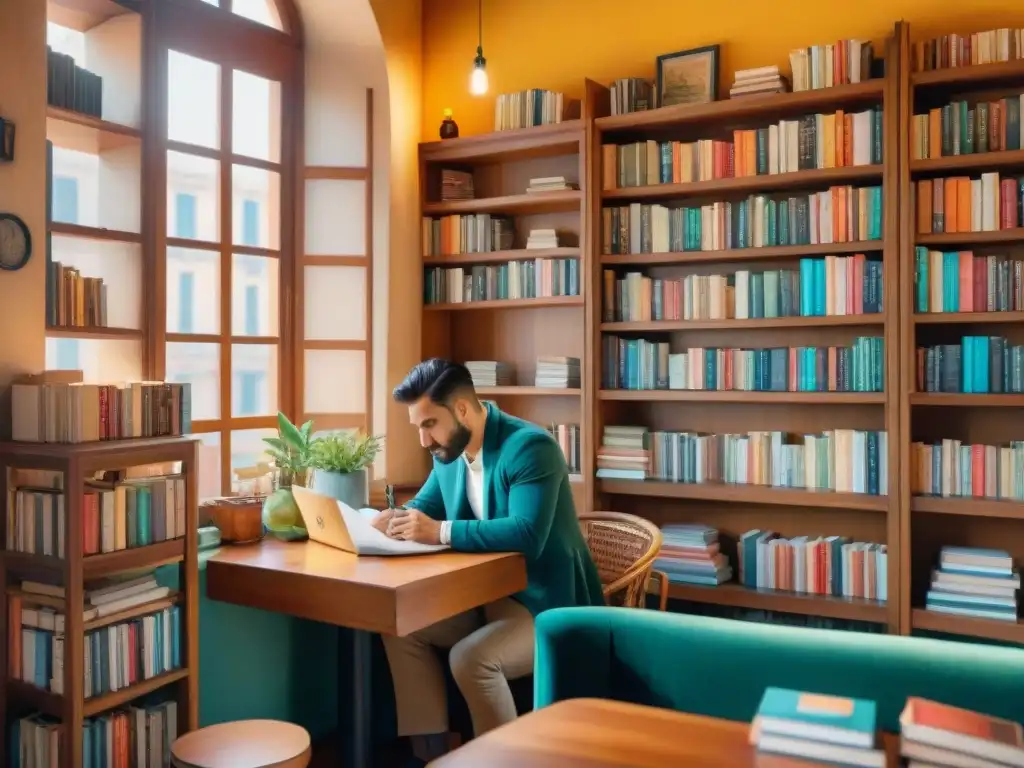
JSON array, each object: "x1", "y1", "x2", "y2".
[
  {"x1": 231, "y1": 0, "x2": 283, "y2": 30},
  {"x1": 50, "y1": 236, "x2": 142, "y2": 330},
  {"x1": 167, "y1": 50, "x2": 220, "y2": 149},
  {"x1": 166, "y1": 342, "x2": 220, "y2": 420},
  {"x1": 233, "y1": 165, "x2": 280, "y2": 249},
  {"x1": 189, "y1": 432, "x2": 223, "y2": 502},
  {"x1": 45, "y1": 337, "x2": 142, "y2": 382},
  {"x1": 233, "y1": 69, "x2": 281, "y2": 163},
  {"x1": 305, "y1": 179, "x2": 365, "y2": 255},
  {"x1": 200, "y1": 0, "x2": 219, "y2": 5},
  {"x1": 304, "y1": 265, "x2": 365, "y2": 341},
  {"x1": 167, "y1": 248, "x2": 220, "y2": 334},
  {"x1": 51, "y1": 146, "x2": 141, "y2": 233},
  {"x1": 304, "y1": 349, "x2": 364, "y2": 413},
  {"x1": 231, "y1": 344, "x2": 277, "y2": 417},
  {"x1": 232, "y1": 254, "x2": 278, "y2": 336},
  {"x1": 230, "y1": 428, "x2": 277, "y2": 476},
  {"x1": 168, "y1": 152, "x2": 220, "y2": 241}
]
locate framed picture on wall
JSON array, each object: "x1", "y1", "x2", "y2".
[{"x1": 656, "y1": 44, "x2": 720, "y2": 108}]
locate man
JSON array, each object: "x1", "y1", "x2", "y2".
[{"x1": 375, "y1": 358, "x2": 603, "y2": 763}]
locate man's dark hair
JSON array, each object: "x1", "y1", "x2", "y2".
[{"x1": 392, "y1": 358, "x2": 481, "y2": 408}]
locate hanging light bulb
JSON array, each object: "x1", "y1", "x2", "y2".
[
  {"x1": 469, "y1": 0, "x2": 488, "y2": 95},
  {"x1": 470, "y1": 46, "x2": 488, "y2": 96}
]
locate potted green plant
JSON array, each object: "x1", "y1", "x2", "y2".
[
  {"x1": 308, "y1": 430, "x2": 384, "y2": 509},
  {"x1": 260, "y1": 412, "x2": 314, "y2": 541}
]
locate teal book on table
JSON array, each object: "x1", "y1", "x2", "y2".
[{"x1": 754, "y1": 686, "x2": 877, "y2": 749}]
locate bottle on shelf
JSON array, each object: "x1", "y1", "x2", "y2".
[{"x1": 440, "y1": 108, "x2": 459, "y2": 140}]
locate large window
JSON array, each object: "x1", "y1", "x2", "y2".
[{"x1": 158, "y1": 0, "x2": 294, "y2": 496}]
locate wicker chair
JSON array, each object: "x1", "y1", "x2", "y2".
[{"x1": 579, "y1": 511, "x2": 669, "y2": 610}]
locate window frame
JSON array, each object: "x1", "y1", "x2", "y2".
[{"x1": 149, "y1": 0, "x2": 301, "y2": 493}]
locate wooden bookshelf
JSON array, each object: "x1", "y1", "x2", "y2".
[
  {"x1": 588, "y1": 27, "x2": 902, "y2": 633},
  {"x1": 899, "y1": 23, "x2": 1024, "y2": 646},
  {"x1": 419, "y1": 84, "x2": 601, "y2": 511},
  {"x1": 0, "y1": 437, "x2": 199, "y2": 768}
]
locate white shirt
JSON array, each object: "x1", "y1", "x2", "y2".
[{"x1": 439, "y1": 426, "x2": 486, "y2": 545}]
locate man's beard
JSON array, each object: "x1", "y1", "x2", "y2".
[{"x1": 428, "y1": 422, "x2": 472, "y2": 464}]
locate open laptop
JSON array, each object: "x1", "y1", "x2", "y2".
[{"x1": 291, "y1": 485, "x2": 449, "y2": 556}]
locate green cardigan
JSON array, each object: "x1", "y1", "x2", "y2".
[{"x1": 406, "y1": 402, "x2": 604, "y2": 616}]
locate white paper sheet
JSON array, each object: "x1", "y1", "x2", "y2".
[{"x1": 339, "y1": 501, "x2": 449, "y2": 556}]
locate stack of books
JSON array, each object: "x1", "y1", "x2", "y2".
[
  {"x1": 534, "y1": 356, "x2": 580, "y2": 388},
  {"x1": 465, "y1": 361, "x2": 515, "y2": 388},
  {"x1": 595, "y1": 425, "x2": 649, "y2": 481},
  {"x1": 526, "y1": 176, "x2": 578, "y2": 193},
  {"x1": 900, "y1": 697, "x2": 1024, "y2": 767},
  {"x1": 924, "y1": 546, "x2": 1019, "y2": 622},
  {"x1": 440, "y1": 169, "x2": 474, "y2": 201},
  {"x1": 751, "y1": 687, "x2": 885, "y2": 767},
  {"x1": 609, "y1": 77, "x2": 654, "y2": 114},
  {"x1": 729, "y1": 66, "x2": 789, "y2": 97},
  {"x1": 526, "y1": 228, "x2": 559, "y2": 249},
  {"x1": 653, "y1": 524, "x2": 731, "y2": 586}
]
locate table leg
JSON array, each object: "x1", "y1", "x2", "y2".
[{"x1": 338, "y1": 626, "x2": 373, "y2": 767}]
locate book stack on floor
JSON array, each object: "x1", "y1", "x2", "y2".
[
  {"x1": 526, "y1": 228, "x2": 559, "y2": 249},
  {"x1": 465, "y1": 361, "x2": 515, "y2": 388},
  {"x1": 751, "y1": 687, "x2": 885, "y2": 767},
  {"x1": 924, "y1": 547, "x2": 1019, "y2": 622},
  {"x1": 653, "y1": 524, "x2": 731, "y2": 586},
  {"x1": 900, "y1": 697, "x2": 1024, "y2": 768},
  {"x1": 526, "y1": 176, "x2": 578, "y2": 193},
  {"x1": 729, "y1": 65, "x2": 789, "y2": 97},
  {"x1": 440, "y1": 169, "x2": 474, "y2": 201},
  {"x1": 595, "y1": 425, "x2": 648, "y2": 481},
  {"x1": 534, "y1": 356, "x2": 580, "y2": 388}
]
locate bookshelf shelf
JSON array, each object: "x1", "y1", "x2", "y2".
[
  {"x1": 915, "y1": 229, "x2": 1024, "y2": 246},
  {"x1": 46, "y1": 325, "x2": 143, "y2": 339},
  {"x1": 599, "y1": 240, "x2": 884, "y2": 267},
  {"x1": 601, "y1": 315, "x2": 883, "y2": 333},
  {"x1": 909, "y1": 149, "x2": 1024, "y2": 174},
  {"x1": 913, "y1": 311, "x2": 1024, "y2": 326},
  {"x1": 426, "y1": 247, "x2": 581, "y2": 266},
  {"x1": 424, "y1": 296, "x2": 585, "y2": 311},
  {"x1": 910, "y1": 58, "x2": 1024, "y2": 88},
  {"x1": 46, "y1": 106, "x2": 141, "y2": 154},
  {"x1": 595, "y1": 80, "x2": 886, "y2": 132},
  {"x1": 47, "y1": 0, "x2": 139, "y2": 32},
  {"x1": 422, "y1": 190, "x2": 583, "y2": 216},
  {"x1": 83, "y1": 537, "x2": 186, "y2": 578},
  {"x1": 83, "y1": 668, "x2": 191, "y2": 718},
  {"x1": 419, "y1": 120, "x2": 584, "y2": 163},
  {"x1": 598, "y1": 390, "x2": 885, "y2": 405},
  {"x1": 476, "y1": 387, "x2": 582, "y2": 397},
  {"x1": 48, "y1": 221, "x2": 142, "y2": 244},
  {"x1": 599, "y1": 479, "x2": 889, "y2": 512},
  {"x1": 908, "y1": 393, "x2": 1024, "y2": 407},
  {"x1": 655, "y1": 582, "x2": 888, "y2": 623},
  {"x1": 601, "y1": 165, "x2": 883, "y2": 202},
  {"x1": 910, "y1": 496, "x2": 1024, "y2": 520},
  {"x1": 911, "y1": 609, "x2": 1024, "y2": 645}
]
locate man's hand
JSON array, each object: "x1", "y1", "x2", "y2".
[
  {"x1": 389, "y1": 509, "x2": 442, "y2": 545},
  {"x1": 370, "y1": 508, "x2": 394, "y2": 535}
]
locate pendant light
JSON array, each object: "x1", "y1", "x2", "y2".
[{"x1": 469, "y1": 0, "x2": 488, "y2": 96}]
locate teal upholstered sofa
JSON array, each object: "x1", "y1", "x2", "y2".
[{"x1": 534, "y1": 607, "x2": 1024, "y2": 729}]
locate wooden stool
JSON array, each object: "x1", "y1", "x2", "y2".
[{"x1": 171, "y1": 720, "x2": 311, "y2": 768}]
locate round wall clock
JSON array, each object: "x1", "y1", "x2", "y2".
[{"x1": 0, "y1": 213, "x2": 31, "y2": 271}]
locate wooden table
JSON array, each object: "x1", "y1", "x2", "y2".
[
  {"x1": 429, "y1": 698, "x2": 902, "y2": 768},
  {"x1": 206, "y1": 540, "x2": 527, "y2": 768}
]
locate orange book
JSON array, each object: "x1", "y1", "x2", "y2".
[{"x1": 901, "y1": 698, "x2": 1024, "y2": 766}]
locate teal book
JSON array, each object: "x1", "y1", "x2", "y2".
[{"x1": 755, "y1": 686, "x2": 877, "y2": 749}]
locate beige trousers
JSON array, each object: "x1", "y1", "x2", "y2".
[{"x1": 381, "y1": 597, "x2": 534, "y2": 738}]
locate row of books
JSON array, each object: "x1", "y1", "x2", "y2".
[
  {"x1": 751, "y1": 687, "x2": 1024, "y2": 768},
  {"x1": 608, "y1": 77, "x2": 653, "y2": 115},
  {"x1": 545, "y1": 423, "x2": 582, "y2": 475},
  {"x1": 46, "y1": 46, "x2": 103, "y2": 118},
  {"x1": 45, "y1": 262, "x2": 110, "y2": 329},
  {"x1": 601, "y1": 185, "x2": 884, "y2": 255},
  {"x1": 596, "y1": 425, "x2": 889, "y2": 496},
  {"x1": 11, "y1": 380, "x2": 193, "y2": 444},
  {"x1": 600, "y1": 336, "x2": 885, "y2": 394},
  {"x1": 603, "y1": 109, "x2": 882, "y2": 189},
  {"x1": 738, "y1": 530, "x2": 887, "y2": 601},
  {"x1": 913, "y1": 250, "x2": 1024, "y2": 314},
  {"x1": 913, "y1": 27, "x2": 1024, "y2": 71},
  {"x1": 465, "y1": 358, "x2": 580, "y2": 389},
  {"x1": 602, "y1": 255, "x2": 884, "y2": 323},
  {"x1": 924, "y1": 546, "x2": 1019, "y2": 623},
  {"x1": 494, "y1": 89, "x2": 574, "y2": 131},
  {"x1": 916, "y1": 336, "x2": 1024, "y2": 394},
  {"x1": 911, "y1": 439, "x2": 1024, "y2": 501},
  {"x1": 788, "y1": 40, "x2": 875, "y2": 92},
  {"x1": 12, "y1": 698, "x2": 178, "y2": 768},
  {"x1": 652, "y1": 524, "x2": 732, "y2": 586},
  {"x1": 915, "y1": 173, "x2": 1024, "y2": 235},
  {"x1": 912, "y1": 95, "x2": 1024, "y2": 160},
  {"x1": 421, "y1": 214, "x2": 513, "y2": 257},
  {"x1": 423, "y1": 258, "x2": 581, "y2": 305}
]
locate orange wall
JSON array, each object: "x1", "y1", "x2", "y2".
[{"x1": 422, "y1": 0, "x2": 1024, "y2": 139}]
